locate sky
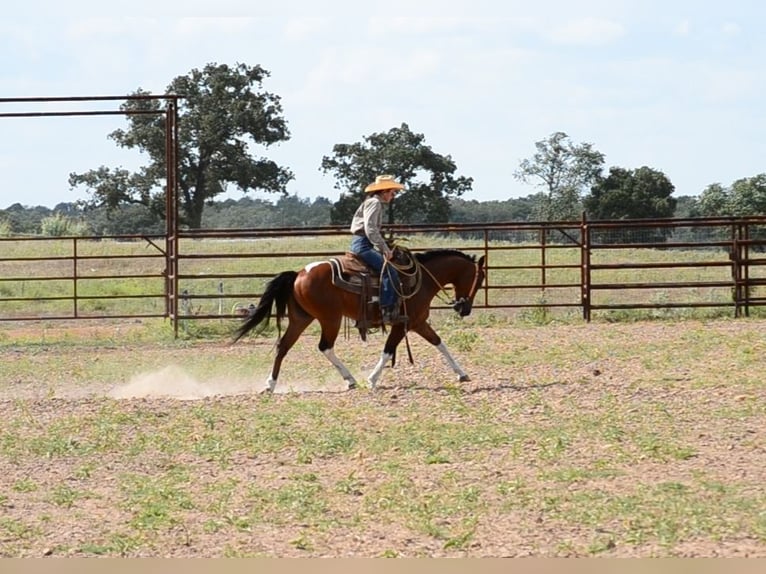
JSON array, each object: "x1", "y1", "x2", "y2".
[{"x1": 1, "y1": 0, "x2": 764, "y2": 210}]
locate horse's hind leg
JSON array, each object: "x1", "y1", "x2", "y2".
[
  {"x1": 264, "y1": 311, "x2": 313, "y2": 393},
  {"x1": 318, "y1": 318, "x2": 358, "y2": 390},
  {"x1": 367, "y1": 325, "x2": 407, "y2": 389}
]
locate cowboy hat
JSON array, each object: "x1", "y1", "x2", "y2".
[{"x1": 364, "y1": 175, "x2": 405, "y2": 193}]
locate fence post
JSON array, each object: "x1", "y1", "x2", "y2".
[
  {"x1": 482, "y1": 228, "x2": 489, "y2": 307},
  {"x1": 539, "y1": 226, "x2": 547, "y2": 295},
  {"x1": 72, "y1": 237, "x2": 79, "y2": 318},
  {"x1": 730, "y1": 223, "x2": 742, "y2": 318},
  {"x1": 165, "y1": 98, "x2": 180, "y2": 337},
  {"x1": 581, "y1": 212, "x2": 591, "y2": 322}
]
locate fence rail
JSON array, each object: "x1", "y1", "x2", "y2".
[{"x1": 3, "y1": 217, "x2": 766, "y2": 333}]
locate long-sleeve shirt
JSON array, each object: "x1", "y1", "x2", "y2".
[{"x1": 350, "y1": 195, "x2": 391, "y2": 256}]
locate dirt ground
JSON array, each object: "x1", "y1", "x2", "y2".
[{"x1": 1, "y1": 319, "x2": 765, "y2": 557}]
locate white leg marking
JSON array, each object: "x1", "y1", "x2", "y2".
[
  {"x1": 436, "y1": 341, "x2": 469, "y2": 381},
  {"x1": 263, "y1": 376, "x2": 277, "y2": 394},
  {"x1": 323, "y1": 348, "x2": 358, "y2": 388},
  {"x1": 367, "y1": 351, "x2": 394, "y2": 389}
]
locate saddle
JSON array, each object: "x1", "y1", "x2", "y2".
[{"x1": 328, "y1": 250, "x2": 415, "y2": 338}]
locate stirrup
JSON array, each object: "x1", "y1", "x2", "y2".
[
  {"x1": 381, "y1": 306, "x2": 407, "y2": 325},
  {"x1": 381, "y1": 307, "x2": 394, "y2": 324}
]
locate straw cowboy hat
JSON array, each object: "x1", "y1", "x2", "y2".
[{"x1": 364, "y1": 175, "x2": 405, "y2": 193}]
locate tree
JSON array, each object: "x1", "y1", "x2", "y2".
[
  {"x1": 697, "y1": 183, "x2": 730, "y2": 217},
  {"x1": 272, "y1": 194, "x2": 332, "y2": 227},
  {"x1": 584, "y1": 166, "x2": 676, "y2": 244},
  {"x1": 449, "y1": 196, "x2": 538, "y2": 223},
  {"x1": 514, "y1": 131, "x2": 604, "y2": 220},
  {"x1": 695, "y1": 175, "x2": 766, "y2": 248},
  {"x1": 320, "y1": 123, "x2": 473, "y2": 225},
  {"x1": 673, "y1": 195, "x2": 702, "y2": 218},
  {"x1": 584, "y1": 166, "x2": 676, "y2": 220},
  {"x1": 1, "y1": 203, "x2": 53, "y2": 235},
  {"x1": 85, "y1": 204, "x2": 166, "y2": 235},
  {"x1": 697, "y1": 174, "x2": 766, "y2": 217},
  {"x1": 69, "y1": 62, "x2": 293, "y2": 229}
]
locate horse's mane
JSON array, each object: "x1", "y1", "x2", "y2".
[{"x1": 415, "y1": 249, "x2": 476, "y2": 264}]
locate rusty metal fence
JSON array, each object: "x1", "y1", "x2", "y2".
[
  {"x1": 3, "y1": 217, "x2": 766, "y2": 334},
  {"x1": 0, "y1": 93, "x2": 180, "y2": 325},
  {"x1": 0, "y1": 234, "x2": 169, "y2": 321}
]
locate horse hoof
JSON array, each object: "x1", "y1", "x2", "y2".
[
  {"x1": 459, "y1": 375, "x2": 471, "y2": 383},
  {"x1": 259, "y1": 386, "x2": 274, "y2": 395},
  {"x1": 347, "y1": 381, "x2": 357, "y2": 391}
]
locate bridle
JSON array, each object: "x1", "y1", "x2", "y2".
[
  {"x1": 382, "y1": 250, "x2": 483, "y2": 366},
  {"x1": 411, "y1": 254, "x2": 483, "y2": 315},
  {"x1": 449, "y1": 256, "x2": 483, "y2": 315}
]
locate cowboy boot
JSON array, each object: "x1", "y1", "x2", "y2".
[{"x1": 382, "y1": 301, "x2": 407, "y2": 325}]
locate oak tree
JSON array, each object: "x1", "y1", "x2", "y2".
[{"x1": 69, "y1": 62, "x2": 293, "y2": 228}]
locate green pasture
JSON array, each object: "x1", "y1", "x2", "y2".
[{"x1": 1, "y1": 233, "x2": 765, "y2": 323}]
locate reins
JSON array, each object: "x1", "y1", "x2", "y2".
[
  {"x1": 381, "y1": 248, "x2": 420, "y2": 364},
  {"x1": 382, "y1": 248, "x2": 421, "y2": 301},
  {"x1": 384, "y1": 247, "x2": 483, "y2": 308}
]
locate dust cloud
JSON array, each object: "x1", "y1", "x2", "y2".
[
  {"x1": 107, "y1": 365, "x2": 340, "y2": 400},
  {"x1": 108, "y1": 365, "x2": 254, "y2": 400}
]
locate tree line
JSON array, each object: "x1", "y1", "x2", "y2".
[
  {"x1": 1, "y1": 61, "x2": 764, "y2": 237},
  {"x1": 0, "y1": 191, "x2": 706, "y2": 238}
]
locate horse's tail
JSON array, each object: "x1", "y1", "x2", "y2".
[{"x1": 232, "y1": 270, "x2": 298, "y2": 343}]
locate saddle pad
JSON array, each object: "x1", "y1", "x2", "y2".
[{"x1": 329, "y1": 253, "x2": 379, "y2": 294}]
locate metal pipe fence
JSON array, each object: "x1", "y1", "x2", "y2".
[
  {"x1": 3, "y1": 217, "x2": 766, "y2": 334},
  {"x1": 0, "y1": 93, "x2": 180, "y2": 324},
  {"x1": 0, "y1": 235, "x2": 169, "y2": 321}
]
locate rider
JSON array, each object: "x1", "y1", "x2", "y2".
[{"x1": 350, "y1": 174, "x2": 406, "y2": 324}]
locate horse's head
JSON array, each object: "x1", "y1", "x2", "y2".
[
  {"x1": 450, "y1": 254, "x2": 486, "y2": 317},
  {"x1": 417, "y1": 250, "x2": 486, "y2": 317}
]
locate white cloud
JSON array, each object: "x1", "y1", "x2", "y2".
[
  {"x1": 674, "y1": 19, "x2": 692, "y2": 37},
  {"x1": 394, "y1": 50, "x2": 443, "y2": 81},
  {"x1": 283, "y1": 18, "x2": 330, "y2": 42},
  {"x1": 367, "y1": 16, "x2": 468, "y2": 38},
  {"x1": 700, "y1": 66, "x2": 757, "y2": 103},
  {"x1": 721, "y1": 22, "x2": 741, "y2": 36},
  {"x1": 65, "y1": 17, "x2": 148, "y2": 39},
  {"x1": 545, "y1": 17, "x2": 625, "y2": 46},
  {"x1": 296, "y1": 40, "x2": 443, "y2": 105},
  {"x1": 173, "y1": 17, "x2": 256, "y2": 38}
]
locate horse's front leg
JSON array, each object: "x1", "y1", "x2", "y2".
[
  {"x1": 318, "y1": 319, "x2": 358, "y2": 390},
  {"x1": 412, "y1": 322, "x2": 470, "y2": 383},
  {"x1": 436, "y1": 341, "x2": 470, "y2": 382},
  {"x1": 367, "y1": 325, "x2": 407, "y2": 389}
]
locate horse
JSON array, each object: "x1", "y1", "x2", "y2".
[{"x1": 232, "y1": 248, "x2": 486, "y2": 393}]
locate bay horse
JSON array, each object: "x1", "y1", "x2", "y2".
[{"x1": 232, "y1": 248, "x2": 486, "y2": 392}]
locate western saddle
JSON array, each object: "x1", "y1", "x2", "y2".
[{"x1": 328, "y1": 249, "x2": 415, "y2": 339}]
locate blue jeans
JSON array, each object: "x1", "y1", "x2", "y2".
[{"x1": 350, "y1": 235, "x2": 399, "y2": 308}]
